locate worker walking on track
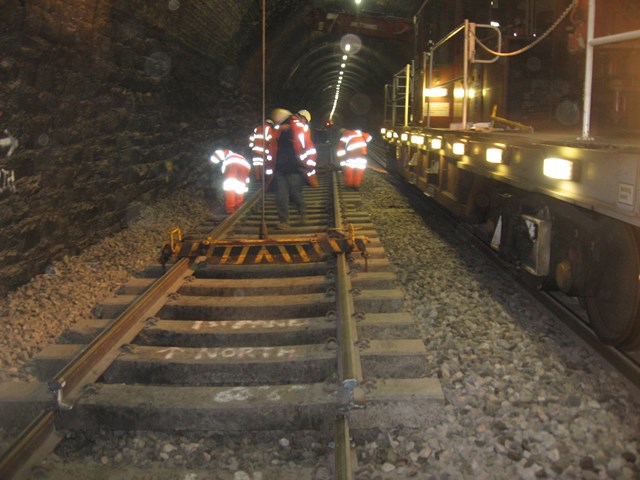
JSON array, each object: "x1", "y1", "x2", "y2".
[
  {"x1": 336, "y1": 128, "x2": 372, "y2": 190},
  {"x1": 210, "y1": 148, "x2": 251, "y2": 214},
  {"x1": 248, "y1": 117, "x2": 275, "y2": 181},
  {"x1": 271, "y1": 108, "x2": 318, "y2": 229}
]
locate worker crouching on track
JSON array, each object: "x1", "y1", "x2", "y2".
[
  {"x1": 210, "y1": 148, "x2": 251, "y2": 214},
  {"x1": 337, "y1": 128, "x2": 371, "y2": 190}
]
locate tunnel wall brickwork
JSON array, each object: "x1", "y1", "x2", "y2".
[{"x1": 0, "y1": 0, "x2": 259, "y2": 294}]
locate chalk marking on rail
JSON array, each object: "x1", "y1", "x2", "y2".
[
  {"x1": 151, "y1": 346, "x2": 300, "y2": 360},
  {"x1": 214, "y1": 386, "x2": 252, "y2": 403},
  {"x1": 158, "y1": 347, "x2": 185, "y2": 359},
  {"x1": 190, "y1": 319, "x2": 308, "y2": 331}
]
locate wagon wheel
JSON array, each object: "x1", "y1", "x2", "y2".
[{"x1": 584, "y1": 222, "x2": 640, "y2": 350}]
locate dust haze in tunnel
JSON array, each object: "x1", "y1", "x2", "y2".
[{"x1": 243, "y1": 0, "x2": 422, "y2": 131}]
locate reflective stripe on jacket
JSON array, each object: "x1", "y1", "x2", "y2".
[
  {"x1": 249, "y1": 121, "x2": 274, "y2": 169},
  {"x1": 337, "y1": 130, "x2": 371, "y2": 168},
  {"x1": 210, "y1": 149, "x2": 251, "y2": 191}
]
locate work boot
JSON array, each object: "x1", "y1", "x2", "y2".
[{"x1": 276, "y1": 222, "x2": 289, "y2": 230}]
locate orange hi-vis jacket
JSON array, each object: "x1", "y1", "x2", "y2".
[
  {"x1": 210, "y1": 149, "x2": 251, "y2": 194},
  {"x1": 271, "y1": 115, "x2": 319, "y2": 186},
  {"x1": 290, "y1": 115, "x2": 318, "y2": 186},
  {"x1": 248, "y1": 120, "x2": 275, "y2": 179},
  {"x1": 336, "y1": 129, "x2": 372, "y2": 170},
  {"x1": 210, "y1": 149, "x2": 252, "y2": 214}
]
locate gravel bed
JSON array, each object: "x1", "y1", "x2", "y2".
[
  {"x1": 1, "y1": 173, "x2": 639, "y2": 479},
  {"x1": 0, "y1": 188, "x2": 214, "y2": 453},
  {"x1": 0, "y1": 190, "x2": 213, "y2": 384},
  {"x1": 356, "y1": 173, "x2": 640, "y2": 479}
]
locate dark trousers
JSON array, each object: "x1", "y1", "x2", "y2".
[{"x1": 275, "y1": 171, "x2": 305, "y2": 223}]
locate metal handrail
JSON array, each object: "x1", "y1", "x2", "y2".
[
  {"x1": 426, "y1": 21, "x2": 501, "y2": 129},
  {"x1": 384, "y1": 64, "x2": 412, "y2": 127}
]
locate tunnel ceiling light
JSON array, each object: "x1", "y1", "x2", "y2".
[
  {"x1": 486, "y1": 147, "x2": 503, "y2": 163},
  {"x1": 342, "y1": 54, "x2": 348, "y2": 60},
  {"x1": 345, "y1": 44, "x2": 351, "y2": 52},
  {"x1": 544, "y1": 157, "x2": 575, "y2": 180},
  {"x1": 355, "y1": 0, "x2": 362, "y2": 4},
  {"x1": 431, "y1": 138, "x2": 442, "y2": 150},
  {"x1": 341, "y1": 63, "x2": 346, "y2": 68},
  {"x1": 452, "y1": 142, "x2": 466, "y2": 155}
]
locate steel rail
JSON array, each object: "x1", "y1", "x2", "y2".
[
  {"x1": 536, "y1": 292, "x2": 640, "y2": 389},
  {"x1": 334, "y1": 414, "x2": 354, "y2": 479},
  {"x1": 51, "y1": 258, "x2": 192, "y2": 404},
  {"x1": 330, "y1": 166, "x2": 363, "y2": 480},
  {"x1": 332, "y1": 170, "x2": 363, "y2": 388},
  {"x1": 0, "y1": 258, "x2": 193, "y2": 480},
  {"x1": 0, "y1": 411, "x2": 59, "y2": 480},
  {"x1": 0, "y1": 189, "x2": 261, "y2": 479}
]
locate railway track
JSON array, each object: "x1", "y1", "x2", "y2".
[
  {"x1": 368, "y1": 142, "x2": 640, "y2": 390},
  {"x1": 0, "y1": 151, "x2": 444, "y2": 479}
]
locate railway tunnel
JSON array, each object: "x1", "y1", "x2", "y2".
[
  {"x1": 0, "y1": 0, "x2": 434, "y2": 293},
  {"x1": 1, "y1": 1, "x2": 640, "y2": 478}
]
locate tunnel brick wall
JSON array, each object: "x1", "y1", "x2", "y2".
[{"x1": 0, "y1": 0, "x2": 259, "y2": 294}]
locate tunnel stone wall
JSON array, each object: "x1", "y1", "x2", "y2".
[{"x1": 0, "y1": 0, "x2": 259, "y2": 294}]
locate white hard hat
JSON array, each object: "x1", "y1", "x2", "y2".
[
  {"x1": 271, "y1": 108, "x2": 292, "y2": 125},
  {"x1": 297, "y1": 109, "x2": 311, "y2": 122}
]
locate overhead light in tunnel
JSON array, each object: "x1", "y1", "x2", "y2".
[
  {"x1": 355, "y1": 0, "x2": 361, "y2": 5},
  {"x1": 330, "y1": 36, "x2": 360, "y2": 122}
]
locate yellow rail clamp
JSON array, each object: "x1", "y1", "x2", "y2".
[{"x1": 160, "y1": 226, "x2": 369, "y2": 267}]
